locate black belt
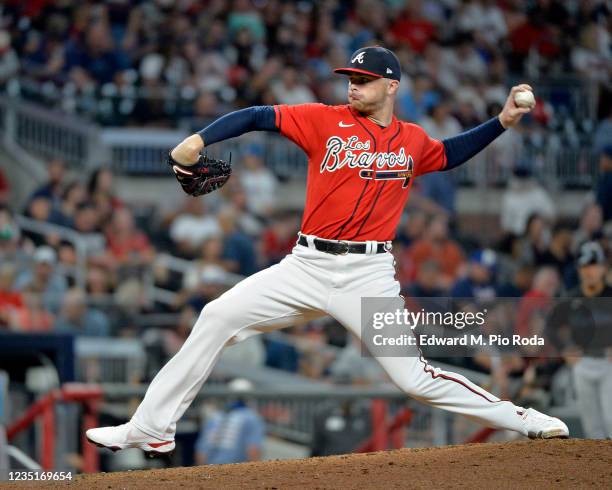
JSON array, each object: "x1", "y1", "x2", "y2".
[{"x1": 297, "y1": 235, "x2": 390, "y2": 255}]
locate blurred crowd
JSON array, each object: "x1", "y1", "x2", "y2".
[
  {"x1": 0, "y1": 150, "x2": 295, "y2": 338},
  {"x1": 1, "y1": 148, "x2": 611, "y2": 392},
  {"x1": 1, "y1": 0, "x2": 612, "y2": 455},
  {"x1": 0, "y1": 0, "x2": 610, "y2": 133}
]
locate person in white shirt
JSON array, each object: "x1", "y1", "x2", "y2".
[
  {"x1": 239, "y1": 144, "x2": 278, "y2": 218},
  {"x1": 500, "y1": 168, "x2": 556, "y2": 236},
  {"x1": 169, "y1": 197, "x2": 221, "y2": 256},
  {"x1": 271, "y1": 66, "x2": 316, "y2": 105}
]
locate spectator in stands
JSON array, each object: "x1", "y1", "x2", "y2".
[
  {"x1": 570, "y1": 21, "x2": 612, "y2": 83},
  {"x1": 498, "y1": 263, "x2": 535, "y2": 298},
  {"x1": 515, "y1": 267, "x2": 560, "y2": 338},
  {"x1": 64, "y1": 21, "x2": 129, "y2": 89},
  {"x1": 25, "y1": 197, "x2": 62, "y2": 245},
  {"x1": 104, "y1": 207, "x2": 154, "y2": 271},
  {"x1": 391, "y1": 2, "x2": 437, "y2": 54},
  {"x1": 28, "y1": 159, "x2": 66, "y2": 206},
  {"x1": 7, "y1": 290, "x2": 54, "y2": 332},
  {"x1": 57, "y1": 181, "x2": 87, "y2": 228},
  {"x1": 261, "y1": 211, "x2": 301, "y2": 266},
  {"x1": 72, "y1": 203, "x2": 100, "y2": 234},
  {"x1": 455, "y1": 0, "x2": 508, "y2": 45},
  {"x1": 397, "y1": 74, "x2": 439, "y2": 123},
  {"x1": 396, "y1": 210, "x2": 428, "y2": 248},
  {"x1": 169, "y1": 197, "x2": 221, "y2": 258},
  {"x1": 2, "y1": 0, "x2": 608, "y2": 131},
  {"x1": 88, "y1": 168, "x2": 123, "y2": 215},
  {"x1": 443, "y1": 32, "x2": 488, "y2": 84},
  {"x1": 539, "y1": 223, "x2": 574, "y2": 287},
  {"x1": 421, "y1": 102, "x2": 463, "y2": 142},
  {"x1": 218, "y1": 206, "x2": 257, "y2": 276},
  {"x1": 271, "y1": 66, "x2": 315, "y2": 105},
  {"x1": 55, "y1": 288, "x2": 110, "y2": 337},
  {"x1": 225, "y1": 182, "x2": 264, "y2": 236},
  {"x1": 195, "y1": 378, "x2": 264, "y2": 465},
  {"x1": 132, "y1": 52, "x2": 169, "y2": 126},
  {"x1": 453, "y1": 87, "x2": 484, "y2": 129},
  {"x1": 0, "y1": 30, "x2": 18, "y2": 87},
  {"x1": 404, "y1": 215, "x2": 465, "y2": 290},
  {"x1": 596, "y1": 146, "x2": 612, "y2": 222},
  {"x1": 56, "y1": 241, "x2": 78, "y2": 286},
  {"x1": 514, "y1": 214, "x2": 550, "y2": 267},
  {"x1": 239, "y1": 143, "x2": 278, "y2": 218},
  {"x1": 500, "y1": 167, "x2": 556, "y2": 237},
  {"x1": 181, "y1": 240, "x2": 237, "y2": 311},
  {"x1": 571, "y1": 203, "x2": 604, "y2": 254},
  {"x1": 451, "y1": 249, "x2": 498, "y2": 301},
  {"x1": 71, "y1": 203, "x2": 106, "y2": 256},
  {"x1": 189, "y1": 92, "x2": 223, "y2": 129},
  {"x1": 566, "y1": 241, "x2": 612, "y2": 439},
  {"x1": 183, "y1": 237, "x2": 228, "y2": 291},
  {"x1": 14, "y1": 246, "x2": 67, "y2": 314},
  {"x1": 0, "y1": 264, "x2": 22, "y2": 328},
  {"x1": 85, "y1": 264, "x2": 115, "y2": 305},
  {"x1": 404, "y1": 260, "x2": 445, "y2": 298},
  {"x1": 19, "y1": 24, "x2": 66, "y2": 83}
]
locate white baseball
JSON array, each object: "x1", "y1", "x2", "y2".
[{"x1": 514, "y1": 90, "x2": 535, "y2": 109}]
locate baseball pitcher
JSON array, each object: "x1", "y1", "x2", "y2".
[{"x1": 87, "y1": 47, "x2": 568, "y2": 457}]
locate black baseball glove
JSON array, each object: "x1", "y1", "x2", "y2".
[{"x1": 167, "y1": 152, "x2": 232, "y2": 197}]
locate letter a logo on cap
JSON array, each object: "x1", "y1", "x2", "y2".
[{"x1": 351, "y1": 52, "x2": 365, "y2": 64}]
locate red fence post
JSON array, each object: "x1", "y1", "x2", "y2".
[
  {"x1": 41, "y1": 395, "x2": 56, "y2": 470},
  {"x1": 389, "y1": 408, "x2": 412, "y2": 448},
  {"x1": 81, "y1": 399, "x2": 100, "y2": 473},
  {"x1": 8, "y1": 384, "x2": 104, "y2": 472},
  {"x1": 370, "y1": 399, "x2": 388, "y2": 451}
]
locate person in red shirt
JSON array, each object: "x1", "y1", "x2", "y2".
[
  {"x1": 404, "y1": 215, "x2": 465, "y2": 290},
  {"x1": 88, "y1": 46, "x2": 568, "y2": 456},
  {"x1": 391, "y1": 4, "x2": 437, "y2": 54},
  {"x1": 514, "y1": 266, "x2": 560, "y2": 338},
  {"x1": 0, "y1": 263, "x2": 23, "y2": 328},
  {"x1": 104, "y1": 207, "x2": 154, "y2": 268}
]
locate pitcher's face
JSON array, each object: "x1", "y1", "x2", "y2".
[{"x1": 347, "y1": 75, "x2": 397, "y2": 114}]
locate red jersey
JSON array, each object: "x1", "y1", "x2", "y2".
[{"x1": 274, "y1": 103, "x2": 447, "y2": 241}]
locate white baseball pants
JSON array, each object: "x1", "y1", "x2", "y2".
[
  {"x1": 131, "y1": 242, "x2": 527, "y2": 439},
  {"x1": 573, "y1": 357, "x2": 612, "y2": 438}
]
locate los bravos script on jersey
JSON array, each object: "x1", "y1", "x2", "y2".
[{"x1": 320, "y1": 136, "x2": 414, "y2": 187}]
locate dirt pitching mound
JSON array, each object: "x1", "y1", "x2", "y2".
[{"x1": 23, "y1": 439, "x2": 612, "y2": 489}]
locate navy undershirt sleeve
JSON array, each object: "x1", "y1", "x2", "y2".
[
  {"x1": 441, "y1": 117, "x2": 505, "y2": 171},
  {"x1": 197, "y1": 106, "x2": 277, "y2": 145}
]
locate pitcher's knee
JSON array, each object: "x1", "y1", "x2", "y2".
[
  {"x1": 193, "y1": 299, "x2": 241, "y2": 335},
  {"x1": 390, "y1": 374, "x2": 420, "y2": 396}
]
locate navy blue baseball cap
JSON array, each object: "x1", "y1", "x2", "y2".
[
  {"x1": 469, "y1": 249, "x2": 497, "y2": 272},
  {"x1": 334, "y1": 46, "x2": 401, "y2": 81}
]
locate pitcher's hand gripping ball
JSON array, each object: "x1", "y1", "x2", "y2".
[{"x1": 167, "y1": 152, "x2": 232, "y2": 196}]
